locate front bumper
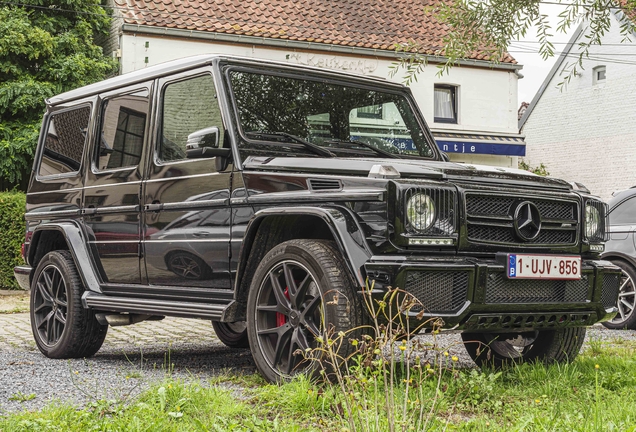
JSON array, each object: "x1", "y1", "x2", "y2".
[
  {"x1": 364, "y1": 256, "x2": 621, "y2": 332},
  {"x1": 13, "y1": 265, "x2": 32, "y2": 290}
]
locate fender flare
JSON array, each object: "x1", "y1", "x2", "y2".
[
  {"x1": 600, "y1": 251, "x2": 636, "y2": 271},
  {"x1": 29, "y1": 221, "x2": 102, "y2": 293},
  {"x1": 234, "y1": 206, "x2": 372, "y2": 295}
]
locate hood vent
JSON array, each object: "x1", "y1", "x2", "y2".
[{"x1": 308, "y1": 178, "x2": 342, "y2": 192}]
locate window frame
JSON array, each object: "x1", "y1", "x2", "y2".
[
  {"x1": 433, "y1": 84, "x2": 458, "y2": 124},
  {"x1": 593, "y1": 66, "x2": 606, "y2": 85},
  {"x1": 155, "y1": 71, "x2": 226, "y2": 166},
  {"x1": 35, "y1": 102, "x2": 93, "y2": 180},
  {"x1": 609, "y1": 196, "x2": 636, "y2": 226},
  {"x1": 94, "y1": 89, "x2": 150, "y2": 173}
]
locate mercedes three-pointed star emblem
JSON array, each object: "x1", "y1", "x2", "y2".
[{"x1": 513, "y1": 201, "x2": 542, "y2": 241}]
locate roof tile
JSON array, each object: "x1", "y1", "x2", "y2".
[{"x1": 113, "y1": 0, "x2": 516, "y2": 63}]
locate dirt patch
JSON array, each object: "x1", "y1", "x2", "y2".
[{"x1": 0, "y1": 290, "x2": 29, "y2": 313}]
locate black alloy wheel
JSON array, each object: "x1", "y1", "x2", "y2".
[
  {"x1": 462, "y1": 327, "x2": 586, "y2": 369},
  {"x1": 30, "y1": 251, "x2": 108, "y2": 358},
  {"x1": 32, "y1": 262, "x2": 68, "y2": 347},
  {"x1": 602, "y1": 261, "x2": 636, "y2": 330},
  {"x1": 246, "y1": 240, "x2": 365, "y2": 382},
  {"x1": 254, "y1": 260, "x2": 322, "y2": 376}
]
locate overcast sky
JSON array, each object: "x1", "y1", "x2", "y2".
[{"x1": 509, "y1": 5, "x2": 578, "y2": 104}]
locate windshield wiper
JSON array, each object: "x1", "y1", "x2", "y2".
[
  {"x1": 323, "y1": 139, "x2": 401, "y2": 159},
  {"x1": 245, "y1": 131, "x2": 335, "y2": 158}
]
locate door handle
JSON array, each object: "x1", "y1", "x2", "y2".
[{"x1": 144, "y1": 201, "x2": 163, "y2": 212}]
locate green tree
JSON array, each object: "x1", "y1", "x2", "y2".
[
  {"x1": 0, "y1": 1, "x2": 117, "y2": 187},
  {"x1": 393, "y1": 0, "x2": 636, "y2": 85}
]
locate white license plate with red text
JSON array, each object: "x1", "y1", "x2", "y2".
[{"x1": 507, "y1": 254, "x2": 581, "y2": 280}]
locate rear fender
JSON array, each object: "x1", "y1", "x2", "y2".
[{"x1": 29, "y1": 222, "x2": 101, "y2": 293}]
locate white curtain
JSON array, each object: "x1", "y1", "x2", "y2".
[{"x1": 434, "y1": 87, "x2": 454, "y2": 119}]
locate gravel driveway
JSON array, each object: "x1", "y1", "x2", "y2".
[{"x1": 1, "y1": 309, "x2": 633, "y2": 414}]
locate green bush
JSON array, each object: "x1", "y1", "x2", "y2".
[{"x1": 0, "y1": 191, "x2": 26, "y2": 289}]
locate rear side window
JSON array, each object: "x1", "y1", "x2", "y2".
[
  {"x1": 159, "y1": 74, "x2": 225, "y2": 163},
  {"x1": 96, "y1": 90, "x2": 149, "y2": 170},
  {"x1": 38, "y1": 106, "x2": 91, "y2": 177}
]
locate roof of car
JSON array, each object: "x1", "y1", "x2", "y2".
[{"x1": 47, "y1": 54, "x2": 404, "y2": 105}]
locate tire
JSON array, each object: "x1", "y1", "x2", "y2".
[
  {"x1": 246, "y1": 239, "x2": 365, "y2": 382},
  {"x1": 212, "y1": 321, "x2": 249, "y2": 348},
  {"x1": 461, "y1": 327, "x2": 586, "y2": 369},
  {"x1": 602, "y1": 260, "x2": 636, "y2": 330},
  {"x1": 30, "y1": 251, "x2": 108, "y2": 359}
]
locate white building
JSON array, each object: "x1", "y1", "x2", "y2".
[
  {"x1": 520, "y1": 9, "x2": 636, "y2": 199},
  {"x1": 104, "y1": 0, "x2": 525, "y2": 167}
]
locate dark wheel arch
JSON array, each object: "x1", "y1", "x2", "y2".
[{"x1": 229, "y1": 207, "x2": 371, "y2": 319}]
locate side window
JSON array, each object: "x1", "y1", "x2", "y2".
[
  {"x1": 610, "y1": 197, "x2": 636, "y2": 225},
  {"x1": 97, "y1": 90, "x2": 149, "y2": 170},
  {"x1": 38, "y1": 106, "x2": 91, "y2": 177},
  {"x1": 159, "y1": 75, "x2": 224, "y2": 163}
]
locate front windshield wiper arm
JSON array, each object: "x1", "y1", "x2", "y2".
[
  {"x1": 246, "y1": 131, "x2": 335, "y2": 158},
  {"x1": 323, "y1": 139, "x2": 401, "y2": 159}
]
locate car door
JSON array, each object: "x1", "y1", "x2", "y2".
[
  {"x1": 83, "y1": 84, "x2": 151, "y2": 285},
  {"x1": 607, "y1": 197, "x2": 636, "y2": 255},
  {"x1": 142, "y1": 68, "x2": 233, "y2": 290}
]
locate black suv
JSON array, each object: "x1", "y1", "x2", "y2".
[{"x1": 14, "y1": 55, "x2": 619, "y2": 380}]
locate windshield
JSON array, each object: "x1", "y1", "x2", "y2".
[{"x1": 228, "y1": 70, "x2": 436, "y2": 160}]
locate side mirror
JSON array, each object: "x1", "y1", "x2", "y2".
[
  {"x1": 185, "y1": 126, "x2": 232, "y2": 170},
  {"x1": 186, "y1": 126, "x2": 219, "y2": 153}
]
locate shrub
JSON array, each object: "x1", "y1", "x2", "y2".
[{"x1": 0, "y1": 191, "x2": 26, "y2": 289}]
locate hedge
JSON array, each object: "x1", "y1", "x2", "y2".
[{"x1": 0, "y1": 191, "x2": 26, "y2": 289}]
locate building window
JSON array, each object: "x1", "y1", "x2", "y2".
[
  {"x1": 434, "y1": 85, "x2": 457, "y2": 124},
  {"x1": 357, "y1": 104, "x2": 383, "y2": 119},
  {"x1": 593, "y1": 66, "x2": 606, "y2": 84}
]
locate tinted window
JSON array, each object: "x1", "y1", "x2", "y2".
[
  {"x1": 610, "y1": 197, "x2": 636, "y2": 225},
  {"x1": 38, "y1": 106, "x2": 90, "y2": 177},
  {"x1": 159, "y1": 75, "x2": 225, "y2": 163},
  {"x1": 97, "y1": 90, "x2": 149, "y2": 170},
  {"x1": 229, "y1": 71, "x2": 435, "y2": 159}
]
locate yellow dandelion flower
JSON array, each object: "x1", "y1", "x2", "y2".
[
  {"x1": 595, "y1": 364, "x2": 600, "y2": 369},
  {"x1": 444, "y1": 351, "x2": 449, "y2": 357},
  {"x1": 399, "y1": 345, "x2": 406, "y2": 351},
  {"x1": 176, "y1": 406, "x2": 180, "y2": 411},
  {"x1": 452, "y1": 356, "x2": 459, "y2": 362},
  {"x1": 535, "y1": 399, "x2": 541, "y2": 404}
]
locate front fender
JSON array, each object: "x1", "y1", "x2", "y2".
[{"x1": 235, "y1": 206, "x2": 372, "y2": 292}]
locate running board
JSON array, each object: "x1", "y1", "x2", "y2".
[{"x1": 82, "y1": 292, "x2": 228, "y2": 320}]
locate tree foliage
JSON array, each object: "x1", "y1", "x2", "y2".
[
  {"x1": 393, "y1": 0, "x2": 636, "y2": 85},
  {"x1": 0, "y1": 1, "x2": 117, "y2": 186}
]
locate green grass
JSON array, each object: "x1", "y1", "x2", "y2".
[{"x1": 2, "y1": 343, "x2": 636, "y2": 431}]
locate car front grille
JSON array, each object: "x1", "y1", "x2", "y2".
[
  {"x1": 465, "y1": 193, "x2": 579, "y2": 247},
  {"x1": 485, "y1": 272, "x2": 590, "y2": 304},
  {"x1": 404, "y1": 271, "x2": 469, "y2": 313}
]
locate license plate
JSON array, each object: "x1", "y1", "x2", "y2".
[{"x1": 506, "y1": 254, "x2": 581, "y2": 280}]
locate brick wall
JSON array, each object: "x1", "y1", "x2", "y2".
[{"x1": 522, "y1": 14, "x2": 636, "y2": 200}]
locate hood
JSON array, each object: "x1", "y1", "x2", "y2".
[{"x1": 243, "y1": 156, "x2": 572, "y2": 191}]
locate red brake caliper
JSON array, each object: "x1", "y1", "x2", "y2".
[{"x1": 276, "y1": 287, "x2": 290, "y2": 327}]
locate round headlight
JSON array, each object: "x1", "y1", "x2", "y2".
[
  {"x1": 406, "y1": 194, "x2": 436, "y2": 231},
  {"x1": 585, "y1": 204, "x2": 600, "y2": 238}
]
